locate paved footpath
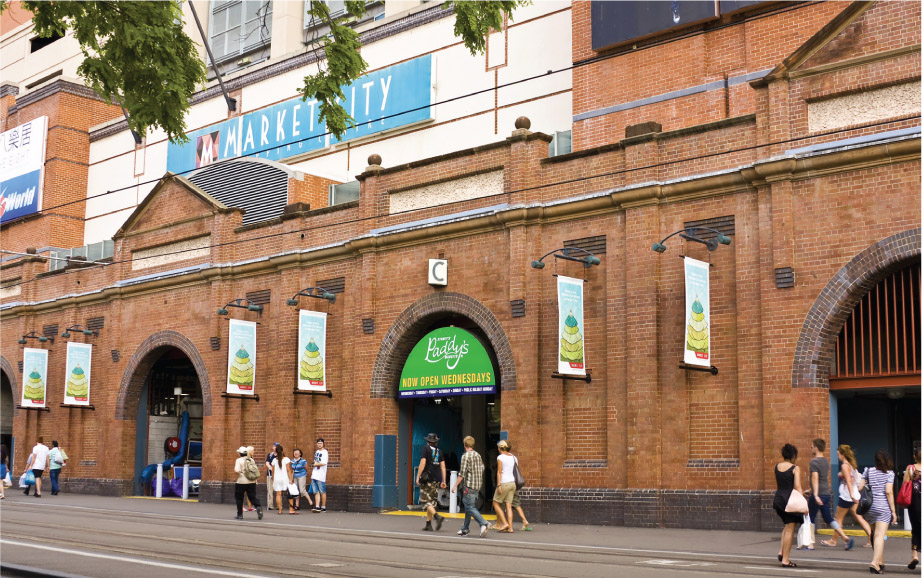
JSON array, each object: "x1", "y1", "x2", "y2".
[{"x1": 0, "y1": 492, "x2": 916, "y2": 578}]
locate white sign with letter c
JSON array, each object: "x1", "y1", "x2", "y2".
[{"x1": 428, "y1": 259, "x2": 447, "y2": 286}]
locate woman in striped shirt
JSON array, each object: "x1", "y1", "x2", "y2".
[{"x1": 859, "y1": 449, "x2": 897, "y2": 574}]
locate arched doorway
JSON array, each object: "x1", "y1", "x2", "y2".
[{"x1": 0, "y1": 358, "x2": 16, "y2": 469}]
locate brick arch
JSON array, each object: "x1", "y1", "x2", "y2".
[
  {"x1": 1, "y1": 355, "x2": 19, "y2": 417},
  {"x1": 115, "y1": 330, "x2": 212, "y2": 420},
  {"x1": 371, "y1": 292, "x2": 516, "y2": 399},
  {"x1": 792, "y1": 228, "x2": 921, "y2": 389}
]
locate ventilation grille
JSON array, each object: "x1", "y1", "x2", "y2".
[
  {"x1": 362, "y1": 318, "x2": 375, "y2": 334},
  {"x1": 775, "y1": 267, "x2": 795, "y2": 289},
  {"x1": 510, "y1": 299, "x2": 526, "y2": 318},
  {"x1": 683, "y1": 215, "x2": 735, "y2": 239},
  {"x1": 564, "y1": 235, "x2": 606, "y2": 255},
  {"x1": 189, "y1": 161, "x2": 289, "y2": 226},
  {"x1": 86, "y1": 317, "x2": 105, "y2": 331},
  {"x1": 316, "y1": 277, "x2": 345, "y2": 294},
  {"x1": 210, "y1": 337, "x2": 221, "y2": 351},
  {"x1": 43, "y1": 324, "x2": 58, "y2": 338},
  {"x1": 111, "y1": 350, "x2": 120, "y2": 362},
  {"x1": 246, "y1": 289, "x2": 271, "y2": 305},
  {"x1": 18, "y1": 361, "x2": 23, "y2": 372}
]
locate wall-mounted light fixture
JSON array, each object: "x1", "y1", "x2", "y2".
[
  {"x1": 18, "y1": 331, "x2": 53, "y2": 345},
  {"x1": 531, "y1": 247, "x2": 601, "y2": 269},
  {"x1": 286, "y1": 287, "x2": 336, "y2": 306},
  {"x1": 217, "y1": 298, "x2": 263, "y2": 316},
  {"x1": 651, "y1": 227, "x2": 731, "y2": 254},
  {"x1": 61, "y1": 324, "x2": 99, "y2": 339}
]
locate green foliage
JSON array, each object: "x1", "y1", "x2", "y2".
[
  {"x1": 22, "y1": 0, "x2": 205, "y2": 144},
  {"x1": 450, "y1": 1, "x2": 528, "y2": 56}
]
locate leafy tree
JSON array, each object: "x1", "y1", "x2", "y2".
[{"x1": 2, "y1": 0, "x2": 528, "y2": 142}]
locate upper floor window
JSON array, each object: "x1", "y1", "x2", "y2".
[{"x1": 210, "y1": 0, "x2": 273, "y2": 63}]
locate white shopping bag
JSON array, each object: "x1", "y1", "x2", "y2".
[
  {"x1": 796, "y1": 514, "x2": 813, "y2": 549},
  {"x1": 18, "y1": 472, "x2": 28, "y2": 489}
]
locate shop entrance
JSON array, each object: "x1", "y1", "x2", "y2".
[{"x1": 1, "y1": 369, "x2": 13, "y2": 471}]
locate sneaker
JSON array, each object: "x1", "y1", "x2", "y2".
[
  {"x1": 434, "y1": 513, "x2": 443, "y2": 531},
  {"x1": 34, "y1": 494, "x2": 41, "y2": 498},
  {"x1": 320, "y1": 507, "x2": 327, "y2": 513},
  {"x1": 247, "y1": 507, "x2": 255, "y2": 512},
  {"x1": 257, "y1": 507, "x2": 264, "y2": 520},
  {"x1": 312, "y1": 507, "x2": 321, "y2": 513},
  {"x1": 235, "y1": 515, "x2": 244, "y2": 520},
  {"x1": 423, "y1": 522, "x2": 433, "y2": 531},
  {"x1": 457, "y1": 529, "x2": 469, "y2": 536},
  {"x1": 480, "y1": 524, "x2": 490, "y2": 537}
]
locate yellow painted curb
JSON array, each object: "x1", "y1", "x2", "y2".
[
  {"x1": 124, "y1": 496, "x2": 199, "y2": 503},
  {"x1": 380, "y1": 510, "x2": 497, "y2": 521},
  {"x1": 816, "y1": 528, "x2": 910, "y2": 538}
]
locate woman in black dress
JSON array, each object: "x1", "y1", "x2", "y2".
[{"x1": 774, "y1": 443, "x2": 804, "y2": 568}]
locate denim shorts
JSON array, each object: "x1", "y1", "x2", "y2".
[{"x1": 309, "y1": 479, "x2": 326, "y2": 494}]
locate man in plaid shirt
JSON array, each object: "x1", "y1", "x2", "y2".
[{"x1": 451, "y1": 436, "x2": 491, "y2": 537}]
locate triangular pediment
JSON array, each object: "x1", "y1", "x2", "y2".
[{"x1": 114, "y1": 173, "x2": 233, "y2": 239}]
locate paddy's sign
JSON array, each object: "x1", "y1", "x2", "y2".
[{"x1": 398, "y1": 327, "x2": 496, "y2": 398}]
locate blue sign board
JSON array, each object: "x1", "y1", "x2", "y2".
[
  {"x1": 0, "y1": 169, "x2": 42, "y2": 224},
  {"x1": 167, "y1": 54, "x2": 433, "y2": 175}
]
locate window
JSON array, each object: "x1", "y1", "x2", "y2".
[
  {"x1": 210, "y1": 1, "x2": 273, "y2": 63},
  {"x1": 48, "y1": 240, "x2": 114, "y2": 272},
  {"x1": 30, "y1": 32, "x2": 64, "y2": 53},
  {"x1": 303, "y1": 1, "x2": 383, "y2": 30},
  {"x1": 548, "y1": 130, "x2": 572, "y2": 157},
  {"x1": 329, "y1": 181, "x2": 360, "y2": 206}
]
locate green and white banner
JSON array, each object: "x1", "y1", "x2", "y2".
[
  {"x1": 64, "y1": 342, "x2": 92, "y2": 405},
  {"x1": 398, "y1": 327, "x2": 496, "y2": 398},
  {"x1": 557, "y1": 275, "x2": 586, "y2": 376},
  {"x1": 21, "y1": 347, "x2": 48, "y2": 407},
  {"x1": 684, "y1": 257, "x2": 711, "y2": 366},
  {"x1": 297, "y1": 310, "x2": 327, "y2": 391},
  {"x1": 227, "y1": 319, "x2": 257, "y2": 395}
]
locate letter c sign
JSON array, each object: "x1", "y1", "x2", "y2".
[{"x1": 428, "y1": 259, "x2": 447, "y2": 286}]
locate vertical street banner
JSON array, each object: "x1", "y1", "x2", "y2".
[
  {"x1": 684, "y1": 257, "x2": 711, "y2": 366},
  {"x1": 21, "y1": 347, "x2": 48, "y2": 407},
  {"x1": 297, "y1": 310, "x2": 327, "y2": 392},
  {"x1": 64, "y1": 342, "x2": 93, "y2": 406},
  {"x1": 1, "y1": 116, "x2": 48, "y2": 224},
  {"x1": 557, "y1": 275, "x2": 586, "y2": 376},
  {"x1": 226, "y1": 319, "x2": 257, "y2": 395}
]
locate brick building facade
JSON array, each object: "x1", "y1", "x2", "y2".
[{"x1": 1, "y1": 1, "x2": 919, "y2": 529}]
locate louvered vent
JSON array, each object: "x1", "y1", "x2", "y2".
[{"x1": 189, "y1": 160, "x2": 289, "y2": 226}]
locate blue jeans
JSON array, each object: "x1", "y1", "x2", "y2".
[
  {"x1": 460, "y1": 491, "x2": 487, "y2": 531},
  {"x1": 808, "y1": 493, "x2": 833, "y2": 525},
  {"x1": 50, "y1": 469, "x2": 60, "y2": 494}
]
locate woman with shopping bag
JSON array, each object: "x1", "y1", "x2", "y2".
[{"x1": 774, "y1": 443, "x2": 807, "y2": 568}]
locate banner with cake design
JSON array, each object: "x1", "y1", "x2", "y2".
[
  {"x1": 64, "y1": 342, "x2": 92, "y2": 405},
  {"x1": 226, "y1": 319, "x2": 257, "y2": 395},
  {"x1": 21, "y1": 347, "x2": 48, "y2": 407},
  {"x1": 557, "y1": 276, "x2": 586, "y2": 376},
  {"x1": 297, "y1": 310, "x2": 327, "y2": 391},
  {"x1": 684, "y1": 257, "x2": 711, "y2": 366}
]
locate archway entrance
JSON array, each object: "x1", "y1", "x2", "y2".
[{"x1": 1, "y1": 368, "x2": 14, "y2": 469}]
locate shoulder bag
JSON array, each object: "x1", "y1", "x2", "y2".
[
  {"x1": 857, "y1": 469, "x2": 874, "y2": 515},
  {"x1": 896, "y1": 465, "x2": 914, "y2": 508},
  {"x1": 512, "y1": 456, "x2": 526, "y2": 490},
  {"x1": 785, "y1": 489, "x2": 809, "y2": 514}
]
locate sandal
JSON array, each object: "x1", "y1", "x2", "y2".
[
  {"x1": 289, "y1": 510, "x2": 299, "y2": 515},
  {"x1": 499, "y1": 528, "x2": 514, "y2": 533},
  {"x1": 521, "y1": 525, "x2": 533, "y2": 531},
  {"x1": 780, "y1": 562, "x2": 797, "y2": 568},
  {"x1": 820, "y1": 540, "x2": 837, "y2": 547}
]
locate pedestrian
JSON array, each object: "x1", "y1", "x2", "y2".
[
  {"x1": 310, "y1": 438, "x2": 329, "y2": 513},
  {"x1": 0, "y1": 443, "x2": 9, "y2": 500},
  {"x1": 801, "y1": 438, "x2": 848, "y2": 549},
  {"x1": 451, "y1": 436, "x2": 490, "y2": 537},
  {"x1": 773, "y1": 443, "x2": 804, "y2": 568},
  {"x1": 822, "y1": 444, "x2": 871, "y2": 549},
  {"x1": 859, "y1": 449, "x2": 897, "y2": 574},
  {"x1": 415, "y1": 433, "x2": 446, "y2": 531},
  {"x1": 290, "y1": 448, "x2": 312, "y2": 511},
  {"x1": 244, "y1": 446, "x2": 257, "y2": 511},
  {"x1": 271, "y1": 444, "x2": 295, "y2": 514},
  {"x1": 233, "y1": 446, "x2": 263, "y2": 520},
  {"x1": 265, "y1": 442, "x2": 278, "y2": 509},
  {"x1": 904, "y1": 448, "x2": 920, "y2": 571},
  {"x1": 23, "y1": 437, "x2": 50, "y2": 497},
  {"x1": 47, "y1": 440, "x2": 68, "y2": 496},
  {"x1": 492, "y1": 440, "x2": 517, "y2": 533}
]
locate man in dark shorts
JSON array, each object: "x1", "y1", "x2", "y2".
[{"x1": 416, "y1": 433, "x2": 447, "y2": 531}]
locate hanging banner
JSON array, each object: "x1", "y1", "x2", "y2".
[
  {"x1": 21, "y1": 347, "x2": 48, "y2": 407},
  {"x1": 684, "y1": 257, "x2": 711, "y2": 366},
  {"x1": 64, "y1": 342, "x2": 93, "y2": 406},
  {"x1": 557, "y1": 276, "x2": 586, "y2": 376},
  {"x1": 398, "y1": 327, "x2": 496, "y2": 398},
  {"x1": 226, "y1": 319, "x2": 257, "y2": 395},
  {"x1": 297, "y1": 310, "x2": 327, "y2": 392}
]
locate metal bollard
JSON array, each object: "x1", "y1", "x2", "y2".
[
  {"x1": 449, "y1": 471, "x2": 459, "y2": 514},
  {"x1": 182, "y1": 463, "x2": 189, "y2": 500},
  {"x1": 155, "y1": 464, "x2": 163, "y2": 498}
]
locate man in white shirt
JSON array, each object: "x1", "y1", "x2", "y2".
[
  {"x1": 24, "y1": 437, "x2": 50, "y2": 497},
  {"x1": 310, "y1": 438, "x2": 329, "y2": 512}
]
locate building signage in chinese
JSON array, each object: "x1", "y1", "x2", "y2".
[
  {"x1": 0, "y1": 116, "x2": 47, "y2": 223},
  {"x1": 167, "y1": 54, "x2": 434, "y2": 174},
  {"x1": 398, "y1": 327, "x2": 496, "y2": 398}
]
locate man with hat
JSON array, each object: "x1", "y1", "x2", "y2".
[
  {"x1": 233, "y1": 446, "x2": 263, "y2": 520},
  {"x1": 416, "y1": 433, "x2": 447, "y2": 531}
]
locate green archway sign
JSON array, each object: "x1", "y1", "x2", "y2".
[{"x1": 398, "y1": 327, "x2": 496, "y2": 398}]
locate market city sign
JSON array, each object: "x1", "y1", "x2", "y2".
[
  {"x1": 166, "y1": 54, "x2": 434, "y2": 175},
  {"x1": 398, "y1": 327, "x2": 496, "y2": 399},
  {"x1": 0, "y1": 116, "x2": 47, "y2": 224}
]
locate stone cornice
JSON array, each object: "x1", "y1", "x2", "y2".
[
  {"x1": 0, "y1": 83, "x2": 19, "y2": 98},
  {"x1": 8, "y1": 79, "x2": 104, "y2": 113}
]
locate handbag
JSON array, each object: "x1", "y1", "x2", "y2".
[
  {"x1": 785, "y1": 489, "x2": 808, "y2": 514},
  {"x1": 896, "y1": 465, "x2": 914, "y2": 508},
  {"x1": 796, "y1": 513, "x2": 813, "y2": 548},
  {"x1": 857, "y1": 469, "x2": 874, "y2": 515},
  {"x1": 287, "y1": 482, "x2": 299, "y2": 498},
  {"x1": 512, "y1": 456, "x2": 525, "y2": 490}
]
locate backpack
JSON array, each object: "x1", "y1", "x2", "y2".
[{"x1": 243, "y1": 457, "x2": 259, "y2": 481}]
